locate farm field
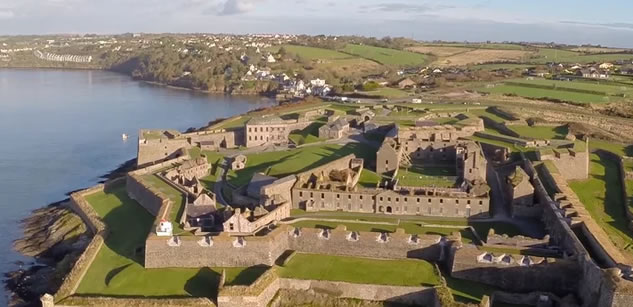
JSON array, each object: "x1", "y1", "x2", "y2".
[
  {"x1": 407, "y1": 45, "x2": 531, "y2": 66},
  {"x1": 282, "y1": 45, "x2": 351, "y2": 60},
  {"x1": 529, "y1": 48, "x2": 633, "y2": 64},
  {"x1": 341, "y1": 44, "x2": 428, "y2": 66},
  {"x1": 480, "y1": 84, "x2": 611, "y2": 104},
  {"x1": 278, "y1": 253, "x2": 441, "y2": 287},
  {"x1": 569, "y1": 154, "x2": 633, "y2": 256},
  {"x1": 76, "y1": 184, "x2": 267, "y2": 297}
]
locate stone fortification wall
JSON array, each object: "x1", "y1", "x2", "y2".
[
  {"x1": 131, "y1": 151, "x2": 190, "y2": 176},
  {"x1": 524, "y1": 156, "x2": 633, "y2": 307},
  {"x1": 55, "y1": 183, "x2": 116, "y2": 302},
  {"x1": 474, "y1": 132, "x2": 531, "y2": 147},
  {"x1": 144, "y1": 227, "x2": 289, "y2": 268},
  {"x1": 217, "y1": 266, "x2": 439, "y2": 307},
  {"x1": 450, "y1": 248, "x2": 581, "y2": 294},
  {"x1": 188, "y1": 130, "x2": 239, "y2": 148},
  {"x1": 126, "y1": 173, "x2": 170, "y2": 217},
  {"x1": 279, "y1": 278, "x2": 439, "y2": 307},
  {"x1": 540, "y1": 146, "x2": 589, "y2": 180},
  {"x1": 288, "y1": 226, "x2": 443, "y2": 262},
  {"x1": 143, "y1": 224, "x2": 444, "y2": 268},
  {"x1": 138, "y1": 137, "x2": 190, "y2": 167},
  {"x1": 218, "y1": 268, "x2": 279, "y2": 307}
]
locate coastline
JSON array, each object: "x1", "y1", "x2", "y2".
[
  {"x1": 4, "y1": 158, "x2": 137, "y2": 306},
  {"x1": 1, "y1": 65, "x2": 272, "y2": 98}
]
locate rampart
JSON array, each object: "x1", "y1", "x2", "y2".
[
  {"x1": 144, "y1": 224, "x2": 445, "y2": 268},
  {"x1": 137, "y1": 136, "x2": 190, "y2": 167},
  {"x1": 539, "y1": 140, "x2": 589, "y2": 180},
  {"x1": 217, "y1": 266, "x2": 440, "y2": 307},
  {"x1": 144, "y1": 226, "x2": 289, "y2": 268},
  {"x1": 53, "y1": 179, "x2": 124, "y2": 302},
  {"x1": 524, "y1": 155, "x2": 633, "y2": 306},
  {"x1": 288, "y1": 226, "x2": 444, "y2": 262}
]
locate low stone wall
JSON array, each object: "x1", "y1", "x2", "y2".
[
  {"x1": 217, "y1": 267, "x2": 439, "y2": 307},
  {"x1": 218, "y1": 268, "x2": 280, "y2": 307},
  {"x1": 280, "y1": 278, "x2": 438, "y2": 306},
  {"x1": 55, "y1": 296, "x2": 215, "y2": 306}
]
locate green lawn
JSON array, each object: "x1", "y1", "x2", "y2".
[
  {"x1": 443, "y1": 275, "x2": 500, "y2": 303},
  {"x1": 357, "y1": 169, "x2": 383, "y2": 188},
  {"x1": 227, "y1": 143, "x2": 377, "y2": 187},
  {"x1": 279, "y1": 253, "x2": 440, "y2": 287},
  {"x1": 341, "y1": 44, "x2": 429, "y2": 66},
  {"x1": 288, "y1": 121, "x2": 326, "y2": 145},
  {"x1": 395, "y1": 166, "x2": 456, "y2": 187},
  {"x1": 590, "y1": 139, "x2": 633, "y2": 157},
  {"x1": 211, "y1": 116, "x2": 252, "y2": 130},
  {"x1": 569, "y1": 154, "x2": 633, "y2": 255},
  {"x1": 76, "y1": 185, "x2": 267, "y2": 297},
  {"x1": 508, "y1": 125, "x2": 568, "y2": 140}
]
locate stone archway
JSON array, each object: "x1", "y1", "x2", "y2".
[
  {"x1": 378, "y1": 206, "x2": 384, "y2": 213},
  {"x1": 386, "y1": 206, "x2": 393, "y2": 214}
]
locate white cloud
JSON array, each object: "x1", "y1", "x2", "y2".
[
  {"x1": 218, "y1": 0, "x2": 261, "y2": 16},
  {"x1": 0, "y1": 9, "x2": 13, "y2": 19}
]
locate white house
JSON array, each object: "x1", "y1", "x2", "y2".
[
  {"x1": 267, "y1": 54, "x2": 276, "y2": 63},
  {"x1": 310, "y1": 78, "x2": 326, "y2": 87}
]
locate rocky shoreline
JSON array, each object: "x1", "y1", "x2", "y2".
[{"x1": 3, "y1": 159, "x2": 137, "y2": 307}]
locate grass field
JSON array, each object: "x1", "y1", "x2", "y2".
[
  {"x1": 530, "y1": 48, "x2": 633, "y2": 64},
  {"x1": 283, "y1": 45, "x2": 351, "y2": 60},
  {"x1": 354, "y1": 87, "x2": 411, "y2": 98},
  {"x1": 341, "y1": 44, "x2": 428, "y2": 66},
  {"x1": 569, "y1": 154, "x2": 633, "y2": 256},
  {"x1": 77, "y1": 185, "x2": 267, "y2": 297},
  {"x1": 480, "y1": 84, "x2": 611, "y2": 104},
  {"x1": 227, "y1": 143, "x2": 377, "y2": 187},
  {"x1": 288, "y1": 121, "x2": 326, "y2": 145},
  {"x1": 279, "y1": 253, "x2": 440, "y2": 287},
  {"x1": 357, "y1": 169, "x2": 383, "y2": 188},
  {"x1": 395, "y1": 166, "x2": 457, "y2": 187},
  {"x1": 508, "y1": 125, "x2": 568, "y2": 139},
  {"x1": 590, "y1": 139, "x2": 633, "y2": 157}
]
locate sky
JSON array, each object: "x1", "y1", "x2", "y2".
[{"x1": 2, "y1": 0, "x2": 633, "y2": 47}]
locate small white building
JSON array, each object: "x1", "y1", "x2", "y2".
[
  {"x1": 310, "y1": 78, "x2": 326, "y2": 87},
  {"x1": 156, "y1": 220, "x2": 173, "y2": 236},
  {"x1": 267, "y1": 54, "x2": 276, "y2": 63}
]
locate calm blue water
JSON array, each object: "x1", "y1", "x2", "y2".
[{"x1": 0, "y1": 69, "x2": 273, "y2": 304}]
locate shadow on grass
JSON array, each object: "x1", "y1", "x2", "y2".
[
  {"x1": 185, "y1": 268, "x2": 220, "y2": 298},
  {"x1": 229, "y1": 265, "x2": 269, "y2": 285},
  {"x1": 100, "y1": 186, "x2": 154, "y2": 265},
  {"x1": 593, "y1": 154, "x2": 633, "y2": 242},
  {"x1": 105, "y1": 263, "x2": 133, "y2": 286}
]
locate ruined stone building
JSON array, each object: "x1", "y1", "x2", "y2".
[
  {"x1": 505, "y1": 165, "x2": 536, "y2": 218},
  {"x1": 318, "y1": 117, "x2": 350, "y2": 139},
  {"x1": 245, "y1": 115, "x2": 312, "y2": 147}
]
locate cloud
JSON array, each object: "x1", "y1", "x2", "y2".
[
  {"x1": 218, "y1": 0, "x2": 260, "y2": 15},
  {"x1": 0, "y1": 9, "x2": 13, "y2": 19},
  {"x1": 561, "y1": 20, "x2": 633, "y2": 31},
  {"x1": 360, "y1": 3, "x2": 454, "y2": 14}
]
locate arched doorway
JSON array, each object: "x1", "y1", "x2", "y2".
[
  {"x1": 386, "y1": 206, "x2": 393, "y2": 214},
  {"x1": 378, "y1": 206, "x2": 384, "y2": 213}
]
